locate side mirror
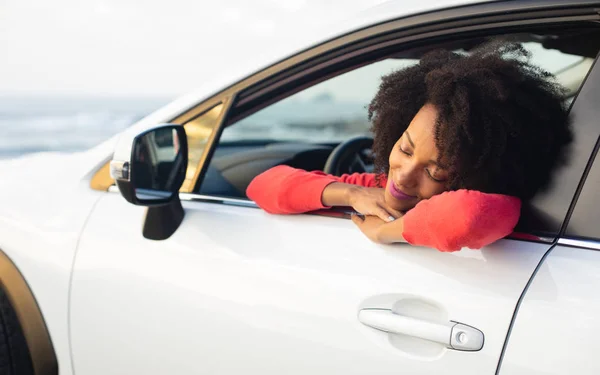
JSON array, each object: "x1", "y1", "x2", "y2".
[{"x1": 110, "y1": 124, "x2": 188, "y2": 240}]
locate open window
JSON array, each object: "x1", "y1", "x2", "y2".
[{"x1": 196, "y1": 29, "x2": 600, "y2": 204}]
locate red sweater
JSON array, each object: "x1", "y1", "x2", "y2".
[{"x1": 246, "y1": 165, "x2": 522, "y2": 252}]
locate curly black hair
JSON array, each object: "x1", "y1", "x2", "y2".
[{"x1": 368, "y1": 42, "x2": 572, "y2": 200}]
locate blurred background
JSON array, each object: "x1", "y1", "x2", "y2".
[{"x1": 0, "y1": 0, "x2": 393, "y2": 159}]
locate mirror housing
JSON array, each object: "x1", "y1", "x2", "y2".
[
  {"x1": 110, "y1": 124, "x2": 188, "y2": 240},
  {"x1": 111, "y1": 124, "x2": 188, "y2": 206}
]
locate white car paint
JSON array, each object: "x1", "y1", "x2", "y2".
[
  {"x1": 499, "y1": 245, "x2": 600, "y2": 375},
  {"x1": 1, "y1": 0, "x2": 599, "y2": 375},
  {"x1": 0, "y1": 153, "x2": 105, "y2": 375},
  {"x1": 70, "y1": 194, "x2": 550, "y2": 375}
]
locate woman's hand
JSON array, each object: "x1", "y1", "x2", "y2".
[
  {"x1": 346, "y1": 186, "x2": 403, "y2": 222},
  {"x1": 320, "y1": 182, "x2": 406, "y2": 244},
  {"x1": 351, "y1": 214, "x2": 406, "y2": 244},
  {"x1": 321, "y1": 182, "x2": 402, "y2": 222}
]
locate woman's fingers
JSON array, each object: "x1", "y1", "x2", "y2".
[
  {"x1": 350, "y1": 191, "x2": 402, "y2": 222},
  {"x1": 375, "y1": 205, "x2": 397, "y2": 222},
  {"x1": 385, "y1": 206, "x2": 404, "y2": 219}
]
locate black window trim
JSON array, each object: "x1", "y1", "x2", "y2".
[{"x1": 560, "y1": 118, "x2": 600, "y2": 244}]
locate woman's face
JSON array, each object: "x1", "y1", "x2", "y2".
[{"x1": 384, "y1": 103, "x2": 449, "y2": 212}]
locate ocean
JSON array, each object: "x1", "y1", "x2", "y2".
[
  {"x1": 0, "y1": 96, "x2": 172, "y2": 159},
  {"x1": 0, "y1": 95, "x2": 371, "y2": 159}
]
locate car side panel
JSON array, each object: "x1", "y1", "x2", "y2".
[
  {"x1": 0, "y1": 152, "x2": 105, "y2": 375},
  {"x1": 498, "y1": 245, "x2": 600, "y2": 375},
  {"x1": 70, "y1": 193, "x2": 550, "y2": 375}
]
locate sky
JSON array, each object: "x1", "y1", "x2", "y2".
[
  {"x1": 0, "y1": 0, "x2": 399, "y2": 98},
  {"x1": 1, "y1": 0, "x2": 582, "y2": 101}
]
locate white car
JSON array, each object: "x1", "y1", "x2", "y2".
[{"x1": 2, "y1": 1, "x2": 600, "y2": 374}]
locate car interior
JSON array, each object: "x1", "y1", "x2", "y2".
[{"x1": 195, "y1": 28, "x2": 600, "y2": 207}]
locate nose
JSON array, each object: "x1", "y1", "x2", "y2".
[{"x1": 392, "y1": 162, "x2": 419, "y2": 188}]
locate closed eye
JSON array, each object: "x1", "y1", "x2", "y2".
[
  {"x1": 399, "y1": 146, "x2": 412, "y2": 156},
  {"x1": 426, "y1": 168, "x2": 445, "y2": 183}
]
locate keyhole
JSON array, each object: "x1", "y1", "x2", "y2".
[{"x1": 456, "y1": 331, "x2": 468, "y2": 344}]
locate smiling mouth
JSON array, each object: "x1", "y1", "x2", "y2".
[{"x1": 388, "y1": 181, "x2": 416, "y2": 200}]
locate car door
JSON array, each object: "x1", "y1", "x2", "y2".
[
  {"x1": 70, "y1": 3, "x2": 600, "y2": 375},
  {"x1": 497, "y1": 119, "x2": 600, "y2": 375}
]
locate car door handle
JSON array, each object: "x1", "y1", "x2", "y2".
[{"x1": 358, "y1": 308, "x2": 484, "y2": 351}]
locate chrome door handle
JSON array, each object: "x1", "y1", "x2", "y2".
[{"x1": 358, "y1": 308, "x2": 484, "y2": 351}]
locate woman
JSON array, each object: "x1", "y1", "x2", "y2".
[{"x1": 247, "y1": 43, "x2": 572, "y2": 252}]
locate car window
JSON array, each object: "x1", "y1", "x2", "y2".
[
  {"x1": 220, "y1": 42, "x2": 589, "y2": 145},
  {"x1": 565, "y1": 148, "x2": 600, "y2": 241},
  {"x1": 520, "y1": 44, "x2": 600, "y2": 238},
  {"x1": 221, "y1": 59, "x2": 417, "y2": 143},
  {"x1": 194, "y1": 29, "x2": 600, "y2": 238}
]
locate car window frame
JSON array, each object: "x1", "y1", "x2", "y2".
[
  {"x1": 560, "y1": 120, "x2": 600, "y2": 247},
  {"x1": 108, "y1": 1, "x2": 600, "y2": 241}
]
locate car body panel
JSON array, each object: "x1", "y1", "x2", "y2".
[
  {"x1": 70, "y1": 193, "x2": 551, "y2": 375},
  {"x1": 0, "y1": 152, "x2": 107, "y2": 375},
  {"x1": 498, "y1": 245, "x2": 600, "y2": 375}
]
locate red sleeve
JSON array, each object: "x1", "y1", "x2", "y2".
[
  {"x1": 402, "y1": 189, "x2": 521, "y2": 252},
  {"x1": 246, "y1": 165, "x2": 379, "y2": 214}
]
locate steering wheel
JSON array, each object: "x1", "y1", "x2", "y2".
[{"x1": 323, "y1": 135, "x2": 374, "y2": 176}]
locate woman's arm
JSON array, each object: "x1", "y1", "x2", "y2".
[
  {"x1": 246, "y1": 165, "x2": 380, "y2": 214},
  {"x1": 402, "y1": 190, "x2": 521, "y2": 251},
  {"x1": 249, "y1": 166, "x2": 522, "y2": 252},
  {"x1": 320, "y1": 182, "x2": 356, "y2": 207},
  {"x1": 352, "y1": 189, "x2": 521, "y2": 252}
]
